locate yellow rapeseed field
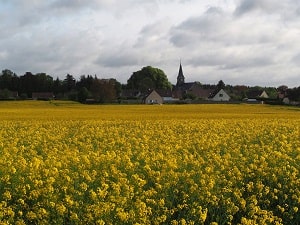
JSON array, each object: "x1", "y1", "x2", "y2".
[{"x1": 0, "y1": 101, "x2": 299, "y2": 224}]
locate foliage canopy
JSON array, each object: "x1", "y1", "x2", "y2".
[{"x1": 127, "y1": 66, "x2": 172, "y2": 91}]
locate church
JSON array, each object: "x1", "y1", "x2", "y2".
[{"x1": 172, "y1": 62, "x2": 230, "y2": 101}]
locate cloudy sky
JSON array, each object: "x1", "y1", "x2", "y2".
[{"x1": 0, "y1": 0, "x2": 299, "y2": 87}]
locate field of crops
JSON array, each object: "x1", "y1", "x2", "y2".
[{"x1": 0, "y1": 101, "x2": 299, "y2": 225}]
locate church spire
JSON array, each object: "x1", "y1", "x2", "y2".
[{"x1": 176, "y1": 61, "x2": 185, "y2": 86}]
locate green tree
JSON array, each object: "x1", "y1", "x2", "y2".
[
  {"x1": 77, "y1": 87, "x2": 91, "y2": 103},
  {"x1": 0, "y1": 89, "x2": 11, "y2": 99},
  {"x1": 35, "y1": 73, "x2": 53, "y2": 92},
  {"x1": 76, "y1": 75, "x2": 94, "y2": 91},
  {"x1": 127, "y1": 66, "x2": 172, "y2": 91},
  {"x1": 0, "y1": 69, "x2": 19, "y2": 91},
  {"x1": 19, "y1": 72, "x2": 35, "y2": 98},
  {"x1": 53, "y1": 77, "x2": 63, "y2": 96},
  {"x1": 265, "y1": 87, "x2": 278, "y2": 99},
  {"x1": 287, "y1": 87, "x2": 300, "y2": 101},
  {"x1": 63, "y1": 74, "x2": 76, "y2": 93},
  {"x1": 216, "y1": 80, "x2": 225, "y2": 91},
  {"x1": 90, "y1": 78, "x2": 119, "y2": 103}
]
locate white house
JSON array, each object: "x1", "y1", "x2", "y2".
[
  {"x1": 259, "y1": 90, "x2": 269, "y2": 98},
  {"x1": 209, "y1": 89, "x2": 231, "y2": 101},
  {"x1": 144, "y1": 90, "x2": 163, "y2": 104}
]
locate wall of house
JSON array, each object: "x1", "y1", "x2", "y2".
[
  {"x1": 145, "y1": 91, "x2": 163, "y2": 104},
  {"x1": 211, "y1": 89, "x2": 230, "y2": 101},
  {"x1": 260, "y1": 91, "x2": 269, "y2": 98}
]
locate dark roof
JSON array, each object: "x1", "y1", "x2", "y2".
[
  {"x1": 175, "y1": 82, "x2": 197, "y2": 91},
  {"x1": 208, "y1": 88, "x2": 221, "y2": 98},
  {"x1": 156, "y1": 89, "x2": 173, "y2": 97},
  {"x1": 246, "y1": 90, "x2": 267, "y2": 99},
  {"x1": 197, "y1": 88, "x2": 214, "y2": 98},
  {"x1": 120, "y1": 89, "x2": 141, "y2": 98}
]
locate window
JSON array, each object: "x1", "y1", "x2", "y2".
[{"x1": 219, "y1": 94, "x2": 223, "y2": 97}]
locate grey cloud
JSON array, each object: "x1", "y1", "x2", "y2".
[
  {"x1": 95, "y1": 45, "x2": 141, "y2": 68},
  {"x1": 0, "y1": 0, "x2": 97, "y2": 28},
  {"x1": 291, "y1": 53, "x2": 300, "y2": 65},
  {"x1": 219, "y1": 57, "x2": 274, "y2": 70},
  {"x1": 235, "y1": 0, "x2": 262, "y2": 15},
  {"x1": 169, "y1": 8, "x2": 226, "y2": 47},
  {"x1": 235, "y1": 0, "x2": 300, "y2": 18},
  {"x1": 0, "y1": 23, "x2": 101, "y2": 76},
  {"x1": 234, "y1": 0, "x2": 285, "y2": 15},
  {"x1": 49, "y1": 0, "x2": 104, "y2": 13},
  {"x1": 1, "y1": 0, "x2": 300, "y2": 87},
  {"x1": 135, "y1": 20, "x2": 171, "y2": 47},
  {"x1": 51, "y1": 0, "x2": 95, "y2": 8},
  {"x1": 99, "y1": 54, "x2": 140, "y2": 68},
  {"x1": 187, "y1": 50, "x2": 274, "y2": 70},
  {"x1": 170, "y1": 4, "x2": 283, "y2": 50}
]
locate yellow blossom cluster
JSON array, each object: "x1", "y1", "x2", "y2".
[{"x1": 0, "y1": 101, "x2": 299, "y2": 224}]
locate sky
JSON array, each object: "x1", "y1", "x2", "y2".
[{"x1": 0, "y1": 0, "x2": 299, "y2": 87}]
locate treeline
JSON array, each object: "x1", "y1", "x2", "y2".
[
  {"x1": 283, "y1": 86, "x2": 300, "y2": 102},
  {"x1": 0, "y1": 69, "x2": 121, "y2": 103},
  {"x1": 0, "y1": 68, "x2": 299, "y2": 103}
]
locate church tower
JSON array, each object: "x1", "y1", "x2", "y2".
[{"x1": 176, "y1": 61, "x2": 185, "y2": 86}]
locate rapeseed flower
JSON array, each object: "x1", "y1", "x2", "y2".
[{"x1": 0, "y1": 102, "x2": 299, "y2": 224}]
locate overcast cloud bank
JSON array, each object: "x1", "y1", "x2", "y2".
[{"x1": 0, "y1": 0, "x2": 299, "y2": 87}]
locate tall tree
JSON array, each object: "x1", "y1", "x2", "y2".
[
  {"x1": 77, "y1": 87, "x2": 91, "y2": 103},
  {"x1": 127, "y1": 66, "x2": 172, "y2": 91},
  {"x1": 35, "y1": 73, "x2": 53, "y2": 92},
  {"x1": 53, "y1": 77, "x2": 63, "y2": 95},
  {"x1": 0, "y1": 69, "x2": 19, "y2": 91},
  {"x1": 287, "y1": 87, "x2": 300, "y2": 101},
  {"x1": 90, "y1": 78, "x2": 120, "y2": 103},
  {"x1": 76, "y1": 75, "x2": 94, "y2": 90},
  {"x1": 216, "y1": 80, "x2": 225, "y2": 91},
  {"x1": 19, "y1": 72, "x2": 35, "y2": 98},
  {"x1": 62, "y1": 74, "x2": 76, "y2": 93}
]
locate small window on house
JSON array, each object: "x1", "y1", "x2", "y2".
[{"x1": 219, "y1": 94, "x2": 223, "y2": 97}]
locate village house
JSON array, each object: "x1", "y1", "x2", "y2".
[
  {"x1": 209, "y1": 89, "x2": 231, "y2": 101},
  {"x1": 144, "y1": 90, "x2": 163, "y2": 104},
  {"x1": 244, "y1": 90, "x2": 269, "y2": 102}
]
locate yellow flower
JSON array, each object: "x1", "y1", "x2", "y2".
[
  {"x1": 26, "y1": 211, "x2": 37, "y2": 221},
  {"x1": 56, "y1": 203, "x2": 67, "y2": 216},
  {"x1": 3, "y1": 191, "x2": 11, "y2": 201}
]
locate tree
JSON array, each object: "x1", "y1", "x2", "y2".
[
  {"x1": 90, "y1": 78, "x2": 119, "y2": 103},
  {"x1": 216, "y1": 80, "x2": 225, "y2": 91},
  {"x1": 76, "y1": 75, "x2": 94, "y2": 91},
  {"x1": 127, "y1": 66, "x2": 172, "y2": 91},
  {"x1": 264, "y1": 87, "x2": 278, "y2": 99},
  {"x1": 77, "y1": 87, "x2": 91, "y2": 103},
  {"x1": 278, "y1": 85, "x2": 288, "y2": 93},
  {"x1": 0, "y1": 69, "x2": 19, "y2": 91},
  {"x1": 63, "y1": 74, "x2": 76, "y2": 93},
  {"x1": 53, "y1": 77, "x2": 63, "y2": 96},
  {"x1": 287, "y1": 87, "x2": 300, "y2": 101},
  {"x1": 19, "y1": 72, "x2": 35, "y2": 98},
  {"x1": 0, "y1": 89, "x2": 11, "y2": 99},
  {"x1": 35, "y1": 73, "x2": 53, "y2": 92}
]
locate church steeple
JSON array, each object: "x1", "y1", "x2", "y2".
[{"x1": 176, "y1": 61, "x2": 185, "y2": 86}]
